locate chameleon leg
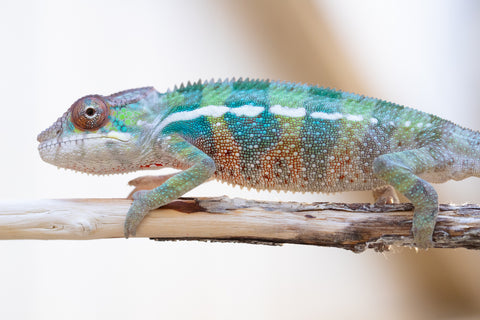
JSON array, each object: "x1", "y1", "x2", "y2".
[
  {"x1": 124, "y1": 135, "x2": 216, "y2": 237},
  {"x1": 372, "y1": 148, "x2": 439, "y2": 248},
  {"x1": 373, "y1": 185, "x2": 400, "y2": 205}
]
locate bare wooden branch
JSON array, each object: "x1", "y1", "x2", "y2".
[{"x1": 0, "y1": 197, "x2": 478, "y2": 252}]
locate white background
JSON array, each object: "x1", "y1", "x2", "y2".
[{"x1": 1, "y1": 1, "x2": 479, "y2": 319}]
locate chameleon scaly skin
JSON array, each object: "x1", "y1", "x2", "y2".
[{"x1": 37, "y1": 79, "x2": 480, "y2": 248}]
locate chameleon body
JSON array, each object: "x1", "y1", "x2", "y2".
[{"x1": 37, "y1": 79, "x2": 480, "y2": 247}]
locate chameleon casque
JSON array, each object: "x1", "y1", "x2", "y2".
[{"x1": 37, "y1": 79, "x2": 480, "y2": 248}]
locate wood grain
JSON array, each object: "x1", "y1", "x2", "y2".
[{"x1": 0, "y1": 197, "x2": 478, "y2": 252}]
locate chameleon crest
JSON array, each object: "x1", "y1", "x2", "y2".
[{"x1": 38, "y1": 79, "x2": 480, "y2": 248}]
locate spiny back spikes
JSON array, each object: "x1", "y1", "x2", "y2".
[{"x1": 166, "y1": 78, "x2": 342, "y2": 94}]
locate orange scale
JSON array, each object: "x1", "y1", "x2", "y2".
[
  {"x1": 260, "y1": 119, "x2": 304, "y2": 186},
  {"x1": 205, "y1": 118, "x2": 243, "y2": 182}
]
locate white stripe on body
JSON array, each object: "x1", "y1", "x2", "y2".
[
  {"x1": 269, "y1": 104, "x2": 306, "y2": 117},
  {"x1": 157, "y1": 104, "x2": 380, "y2": 131},
  {"x1": 229, "y1": 105, "x2": 264, "y2": 117},
  {"x1": 310, "y1": 111, "x2": 343, "y2": 120}
]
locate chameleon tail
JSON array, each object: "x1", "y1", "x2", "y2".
[{"x1": 466, "y1": 128, "x2": 480, "y2": 177}]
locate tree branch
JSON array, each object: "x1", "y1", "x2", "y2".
[{"x1": 0, "y1": 197, "x2": 478, "y2": 252}]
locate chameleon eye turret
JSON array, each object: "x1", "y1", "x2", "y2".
[{"x1": 71, "y1": 96, "x2": 109, "y2": 131}]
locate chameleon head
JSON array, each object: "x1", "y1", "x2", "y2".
[{"x1": 37, "y1": 87, "x2": 158, "y2": 174}]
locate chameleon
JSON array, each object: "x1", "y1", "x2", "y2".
[{"x1": 37, "y1": 78, "x2": 480, "y2": 248}]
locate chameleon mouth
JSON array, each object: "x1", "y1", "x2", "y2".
[{"x1": 37, "y1": 132, "x2": 131, "y2": 151}]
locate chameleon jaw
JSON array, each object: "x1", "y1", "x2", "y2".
[{"x1": 37, "y1": 132, "x2": 144, "y2": 175}]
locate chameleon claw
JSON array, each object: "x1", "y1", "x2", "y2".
[
  {"x1": 412, "y1": 223, "x2": 435, "y2": 249},
  {"x1": 124, "y1": 209, "x2": 142, "y2": 238},
  {"x1": 124, "y1": 207, "x2": 138, "y2": 238},
  {"x1": 123, "y1": 224, "x2": 135, "y2": 238}
]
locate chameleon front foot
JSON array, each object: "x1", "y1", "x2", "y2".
[{"x1": 124, "y1": 191, "x2": 155, "y2": 238}]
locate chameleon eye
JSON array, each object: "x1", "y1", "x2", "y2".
[{"x1": 71, "y1": 96, "x2": 109, "y2": 131}]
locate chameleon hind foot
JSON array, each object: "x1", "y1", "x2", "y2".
[
  {"x1": 411, "y1": 204, "x2": 437, "y2": 249},
  {"x1": 373, "y1": 148, "x2": 440, "y2": 249}
]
